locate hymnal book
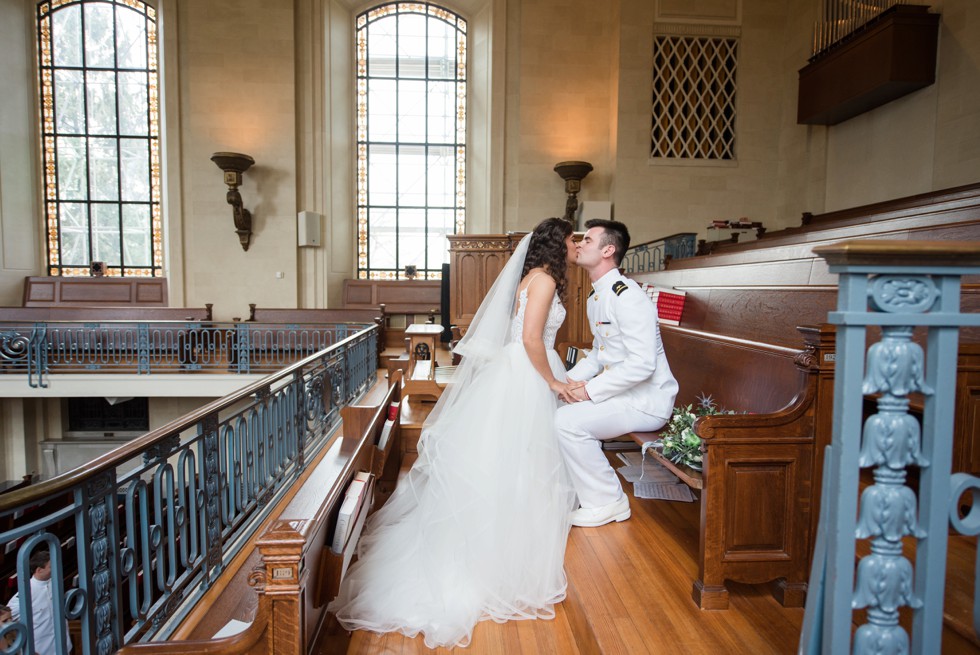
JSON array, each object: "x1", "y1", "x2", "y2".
[
  {"x1": 641, "y1": 284, "x2": 686, "y2": 326},
  {"x1": 339, "y1": 474, "x2": 374, "y2": 582},
  {"x1": 377, "y1": 419, "x2": 396, "y2": 450},
  {"x1": 387, "y1": 400, "x2": 401, "y2": 422},
  {"x1": 331, "y1": 471, "x2": 372, "y2": 553}
]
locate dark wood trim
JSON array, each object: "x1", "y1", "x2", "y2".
[{"x1": 797, "y1": 4, "x2": 940, "y2": 125}]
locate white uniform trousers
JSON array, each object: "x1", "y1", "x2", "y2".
[{"x1": 555, "y1": 396, "x2": 668, "y2": 508}]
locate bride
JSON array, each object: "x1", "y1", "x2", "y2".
[{"x1": 328, "y1": 217, "x2": 579, "y2": 649}]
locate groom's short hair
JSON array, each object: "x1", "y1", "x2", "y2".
[{"x1": 585, "y1": 219, "x2": 630, "y2": 266}]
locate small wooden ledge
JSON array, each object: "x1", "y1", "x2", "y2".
[{"x1": 628, "y1": 431, "x2": 703, "y2": 490}]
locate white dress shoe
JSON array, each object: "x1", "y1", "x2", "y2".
[{"x1": 570, "y1": 495, "x2": 631, "y2": 527}]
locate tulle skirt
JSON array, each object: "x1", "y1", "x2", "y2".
[{"x1": 327, "y1": 342, "x2": 576, "y2": 649}]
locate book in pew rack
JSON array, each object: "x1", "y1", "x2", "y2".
[
  {"x1": 331, "y1": 471, "x2": 373, "y2": 553},
  {"x1": 641, "y1": 284, "x2": 687, "y2": 326},
  {"x1": 377, "y1": 401, "x2": 400, "y2": 451}
]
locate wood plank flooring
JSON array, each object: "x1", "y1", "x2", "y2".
[
  {"x1": 342, "y1": 452, "x2": 806, "y2": 654},
  {"x1": 337, "y1": 362, "x2": 977, "y2": 654}
]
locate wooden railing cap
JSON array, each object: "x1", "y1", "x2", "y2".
[{"x1": 814, "y1": 239, "x2": 980, "y2": 267}]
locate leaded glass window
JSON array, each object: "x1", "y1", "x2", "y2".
[
  {"x1": 356, "y1": 2, "x2": 467, "y2": 280},
  {"x1": 37, "y1": 0, "x2": 162, "y2": 277}
]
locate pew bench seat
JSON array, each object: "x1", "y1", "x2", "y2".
[{"x1": 618, "y1": 324, "x2": 820, "y2": 610}]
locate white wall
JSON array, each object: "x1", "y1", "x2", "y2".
[{"x1": 0, "y1": 0, "x2": 41, "y2": 303}]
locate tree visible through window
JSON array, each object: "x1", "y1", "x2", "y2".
[
  {"x1": 356, "y1": 2, "x2": 467, "y2": 280},
  {"x1": 37, "y1": 0, "x2": 162, "y2": 277}
]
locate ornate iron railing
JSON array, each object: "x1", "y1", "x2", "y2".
[
  {"x1": 800, "y1": 242, "x2": 980, "y2": 654},
  {"x1": 0, "y1": 325, "x2": 378, "y2": 655},
  {"x1": 0, "y1": 321, "x2": 373, "y2": 387},
  {"x1": 620, "y1": 233, "x2": 697, "y2": 274}
]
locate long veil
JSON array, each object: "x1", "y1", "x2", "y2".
[
  {"x1": 423, "y1": 233, "x2": 531, "y2": 431},
  {"x1": 332, "y1": 230, "x2": 573, "y2": 649}
]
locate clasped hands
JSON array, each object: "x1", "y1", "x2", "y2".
[{"x1": 551, "y1": 379, "x2": 590, "y2": 404}]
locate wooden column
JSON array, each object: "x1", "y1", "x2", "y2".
[{"x1": 256, "y1": 520, "x2": 310, "y2": 655}]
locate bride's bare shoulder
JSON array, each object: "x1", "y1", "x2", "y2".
[{"x1": 519, "y1": 268, "x2": 556, "y2": 291}]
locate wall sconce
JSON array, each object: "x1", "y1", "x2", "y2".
[
  {"x1": 211, "y1": 152, "x2": 255, "y2": 251},
  {"x1": 554, "y1": 161, "x2": 593, "y2": 223}
]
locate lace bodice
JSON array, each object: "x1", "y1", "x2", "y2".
[{"x1": 510, "y1": 288, "x2": 566, "y2": 350}]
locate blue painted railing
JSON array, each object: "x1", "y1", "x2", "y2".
[
  {"x1": 800, "y1": 241, "x2": 980, "y2": 654},
  {"x1": 0, "y1": 324, "x2": 378, "y2": 655},
  {"x1": 0, "y1": 321, "x2": 373, "y2": 387},
  {"x1": 620, "y1": 232, "x2": 697, "y2": 274}
]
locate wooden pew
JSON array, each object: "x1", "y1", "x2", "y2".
[
  {"x1": 625, "y1": 185, "x2": 980, "y2": 614},
  {"x1": 341, "y1": 279, "x2": 439, "y2": 316},
  {"x1": 246, "y1": 305, "x2": 386, "y2": 368},
  {"x1": 116, "y1": 373, "x2": 402, "y2": 655},
  {"x1": 0, "y1": 305, "x2": 212, "y2": 322},
  {"x1": 341, "y1": 279, "x2": 442, "y2": 349},
  {"x1": 621, "y1": 324, "x2": 824, "y2": 610},
  {"x1": 23, "y1": 276, "x2": 169, "y2": 307},
  {"x1": 696, "y1": 181, "x2": 980, "y2": 260}
]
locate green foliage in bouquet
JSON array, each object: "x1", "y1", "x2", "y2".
[{"x1": 660, "y1": 394, "x2": 735, "y2": 470}]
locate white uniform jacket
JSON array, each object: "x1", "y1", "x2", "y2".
[
  {"x1": 8, "y1": 575, "x2": 71, "y2": 655},
  {"x1": 567, "y1": 269, "x2": 678, "y2": 420}
]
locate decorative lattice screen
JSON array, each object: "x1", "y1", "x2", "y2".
[{"x1": 651, "y1": 29, "x2": 738, "y2": 161}]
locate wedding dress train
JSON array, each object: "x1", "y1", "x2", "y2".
[{"x1": 328, "y1": 287, "x2": 576, "y2": 649}]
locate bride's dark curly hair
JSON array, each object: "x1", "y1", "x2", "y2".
[{"x1": 521, "y1": 217, "x2": 573, "y2": 302}]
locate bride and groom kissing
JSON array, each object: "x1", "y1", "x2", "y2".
[{"x1": 329, "y1": 217, "x2": 679, "y2": 649}]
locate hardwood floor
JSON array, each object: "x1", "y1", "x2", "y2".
[
  {"x1": 337, "y1": 368, "x2": 977, "y2": 654},
  {"x1": 342, "y1": 453, "x2": 806, "y2": 655}
]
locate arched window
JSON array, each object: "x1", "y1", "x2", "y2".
[
  {"x1": 36, "y1": 0, "x2": 162, "y2": 277},
  {"x1": 356, "y1": 2, "x2": 466, "y2": 280}
]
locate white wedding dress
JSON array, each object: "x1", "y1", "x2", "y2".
[{"x1": 328, "y1": 283, "x2": 576, "y2": 649}]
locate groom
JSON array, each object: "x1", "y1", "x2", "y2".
[{"x1": 556, "y1": 219, "x2": 678, "y2": 528}]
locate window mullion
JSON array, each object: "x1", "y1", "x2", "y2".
[
  {"x1": 80, "y1": 3, "x2": 94, "y2": 269},
  {"x1": 114, "y1": 2, "x2": 125, "y2": 273}
]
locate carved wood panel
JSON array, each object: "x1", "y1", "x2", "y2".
[{"x1": 448, "y1": 233, "x2": 590, "y2": 344}]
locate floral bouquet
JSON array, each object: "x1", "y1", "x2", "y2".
[{"x1": 659, "y1": 394, "x2": 734, "y2": 470}]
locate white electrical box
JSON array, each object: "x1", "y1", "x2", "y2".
[{"x1": 297, "y1": 211, "x2": 322, "y2": 247}]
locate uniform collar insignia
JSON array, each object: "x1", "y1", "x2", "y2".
[{"x1": 592, "y1": 269, "x2": 620, "y2": 292}]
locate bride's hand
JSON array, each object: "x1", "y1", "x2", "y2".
[{"x1": 551, "y1": 379, "x2": 584, "y2": 403}]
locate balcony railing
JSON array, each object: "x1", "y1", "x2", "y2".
[
  {"x1": 620, "y1": 232, "x2": 697, "y2": 275},
  {"x1": 0, "y1": 321, "x2": 375, "y2": 387},
  {"x1": 0, "y1": 324, "x2": 378, "y2": 655},
  {"x1": 800, "y1": 242, "x2": 980, "y2": 653}
]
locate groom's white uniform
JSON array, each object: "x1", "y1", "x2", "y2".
[{"x1": 556, "y1": 269, "x2": 678, "y2": 509}]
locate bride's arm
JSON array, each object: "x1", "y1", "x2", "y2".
[{"x1": 521, "y1": 274, "x2": 566, "y2": 394}]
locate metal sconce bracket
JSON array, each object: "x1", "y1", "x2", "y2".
[
  {"x1": 554, "y1": 161, "x2": 593, "y2": 223},
  {"x1": 211, "y1": 152, "x2": 255, "y2": 251}
]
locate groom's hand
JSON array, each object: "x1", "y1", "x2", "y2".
[
  {"x1": 560, "y1": 381, "x2": 589, "y2": 403},
  {"x1": 567, "y1": 382, "x2": 590, "y2": 403}
]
